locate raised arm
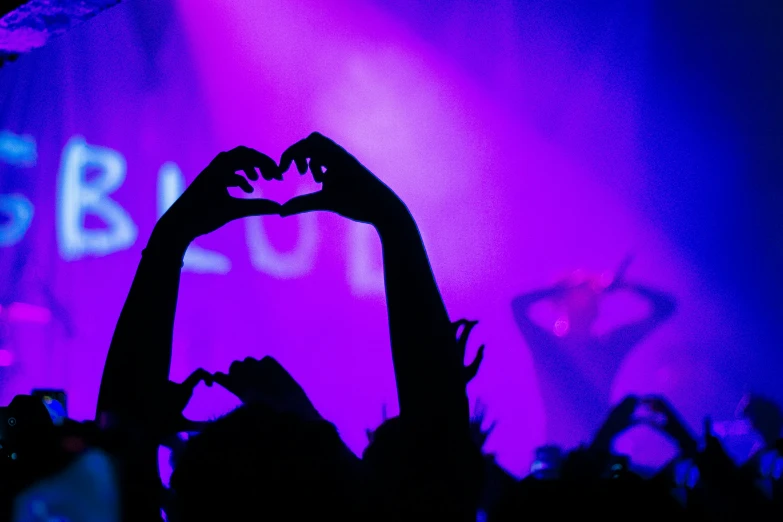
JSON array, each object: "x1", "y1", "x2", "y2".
[
  {"x1": 279, "y1": 133, "x2": 465, "y2": 427},
  {"x1": 97, "y1": 146, "x2": 280, "y2": 426},
  {"x1": 279, "y1": 133, "x2": 474, "y2": 517},
  {"x1": 95, "y1": 147, "x2": 280, "y2": 520},
  {"x1": 511, "y1": 285, "x2": 565, "y2": 346},
  {"x1": 601, "y1": 281, "x2": 676, "y2": 350}
]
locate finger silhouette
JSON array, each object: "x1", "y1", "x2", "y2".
[
  {"x1": 253, "y1": 154, "x2": 283, "y2": 181},
  {"x1": 241, "y1": 167, "x2": 259, "y2": 182},
  {"x1": 212, "y1": 371, "x2": 237, "y2": 394},
  {"x1": 230, "y1": 146, "x2": 282, "y2": 181},
  {"x1": 465, "y1": 344, "x2": 485, "y2": 383},
  {"x1": 180, "y1": 368, "x2": 214, "y2": 390},
  {"x1": 455, "y1": 319, "x2": 483, "y2": 382},
  {"x1": 473, "y1": 398, "x2": 486, "y2": 420},
  {"x1": 452, "y1": 319, "x2": 468, "y2": 334},
  {"x1": 618, "y1": 395, "x2": 639, "y2": 411},
  {"x1": 456, "y1": 320, "x2": 479, "y2": 343},
  {"x1": 485, "y1": 419, "x2": 498, "y2": 437},
  {"x1": 228, "y1": 199, "x2": 281, "y2": 219},
  {"x1": 280, "y1": 138, "x2": 314, "y2": 174},
  {"x1": 227, "y1": 173, "x2": 254, "y2": 194},
  {"x1": 309, "y1": 159, "x2": 326, "y2": 183}
]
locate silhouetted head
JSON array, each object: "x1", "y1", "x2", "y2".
[
  {"x1": 490, "y1": 474, "x2": 682, "y2": 521},
  {"x1": 363, "y1": 415, "x2": 484, "y2": 520},
  {"x1": 170, "y1": 403, "x2": 364, "y2": 521},
  {"x1": 363, "y1": 415, "x2": 404, "y2": 516},
  {"x1": 739, "y1": 394, "x2": 783, "y2": 445}
]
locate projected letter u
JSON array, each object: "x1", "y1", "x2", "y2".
[
  {"x1": 246, "y1": 190, "x2": 317, "y2": 278},
  {"x1": 57, "y1": 137, "x2": 137, "y2": 260}
]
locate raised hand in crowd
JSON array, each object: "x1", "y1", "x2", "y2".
[
  {"x1": 639, "y1": 396, "x2": 699, "y2": 459},
  {"x1": 590, "y1": 395, "x2": 640, "y2": 455},
  {"x1": 96, "y1": 147, "x2": 281, "y2": 521},
  {"x1": 212, "y1": 356, "x2": 322, "y2": 422},
  {"x1": 280, "y1": 133, "x2": 480, "y2": 520}
]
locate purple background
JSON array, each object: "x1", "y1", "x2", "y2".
[{"x1": 1, "y1": 0, "x2": 781, "y2": 476}]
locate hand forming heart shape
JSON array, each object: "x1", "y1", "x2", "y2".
[{"x1": 157, "y1": 133, "x2": 410, "y2": 247}]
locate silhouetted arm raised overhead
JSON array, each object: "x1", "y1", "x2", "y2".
[
  {"x1": 279, "y1": 133, "x2": 464, "y2": 422},
  {"x1": 96, "y1": 147, "x2": 280, "y2": 520},
  {"x1": 280, "y1": 133, "x2": 473, "y2": 517},
  {"x1": 601, "y1": 281, "x2": 676, "y2": 351},
  {"x1": 97, "y1": 146, "x2": 280, "y2": 428},
  {"x1": 511, "y1": 285, "x2": 564, "y2": 345}
]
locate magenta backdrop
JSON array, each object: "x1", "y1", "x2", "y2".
[{"x1": 0, "y1": 0, "x2": 755, "y2": 476}]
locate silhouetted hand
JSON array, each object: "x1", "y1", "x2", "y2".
[
  {"x1": 642, "y1": 396, "x2": 698, "y2": 458},
  {"x1": 278, "y1": 132, "x2": 406, "y2": 225},
  {"x1": 159, "y1": 146, "x2": 281, "y2": 242},
  {"x1": 697, "y1": 417, "x2": 739, "y2": 484},
  {"x1": 696, "y1": 417, "x2": 769, "y2": 518},
  {"x1": 591, "y1": 395, "x2": 639, "y2": 452},
  {"x1": 469, "y1": 399, "x2": 496, "y2": 450},
  {"x1": 213, "y1": 356, "x2": 322, "y2": 422},
  {"x1": 157, "y1": 368, "x2": 213, "y2": 437},
  {"x1": 454, "y1": 319, "x2": 485, "y2": 384}
]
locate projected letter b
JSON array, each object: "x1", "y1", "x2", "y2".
[{"x1": 57, "y1": 137, "x2": 137, "y2": 260}]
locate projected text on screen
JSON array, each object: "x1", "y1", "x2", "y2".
[{"x1": 0, "y1": 132, "x2": 384, "y2": 296}]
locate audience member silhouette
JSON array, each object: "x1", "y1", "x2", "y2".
[
  {"x1": 278, "y1": 132, "x2": 478, "y2": 520},
  {"x1": 95, "y1": 134, "x2": 482, "y2": 521},
  {"x1": 95, "y1": 146, "x2": 282, "y2": 521},
  {"x1": 3, "y1": 132, "x2": 779, "y2": 522}
]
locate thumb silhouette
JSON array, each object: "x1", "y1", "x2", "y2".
[
  {"x1": 229, "y1": 198, "x2": 282, "y2": 220},
  {"x1": 280, "y1": 191, "x2": 330, "y2": 217}
]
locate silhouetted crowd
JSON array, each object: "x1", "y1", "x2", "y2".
[{"x1": 1, "y1": 134, "x2": 781, "y2": 521}]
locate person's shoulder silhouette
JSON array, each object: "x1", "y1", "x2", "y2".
[{"x1": 170, "y1": 402, "x2": 364, "y2": 521}]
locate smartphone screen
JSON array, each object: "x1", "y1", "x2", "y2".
[{"x1": 31, "y1": 390, "x2": 67, "y2": 426}]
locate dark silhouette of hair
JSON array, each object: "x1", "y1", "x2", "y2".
[
  {"x1": 170, "y1": 402, "x2": 364, "y2": 521},
  {"x1": 363, "y1": 414, "x2": 485, "y2": 520},
  {"x1": 490, "y1": 473, "x2": 684, "y2": 521}
]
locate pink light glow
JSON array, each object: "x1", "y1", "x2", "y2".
[
  {"x1": 553, "y1": 317, "x2": 570, "y2": 337},
  {"x1": 7, "y1": 302, "x2": 52, "y2": 324}
]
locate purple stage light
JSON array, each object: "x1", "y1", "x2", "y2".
[{"x1": 0, "y1": 0, "x2": 755, "y2": 476}]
